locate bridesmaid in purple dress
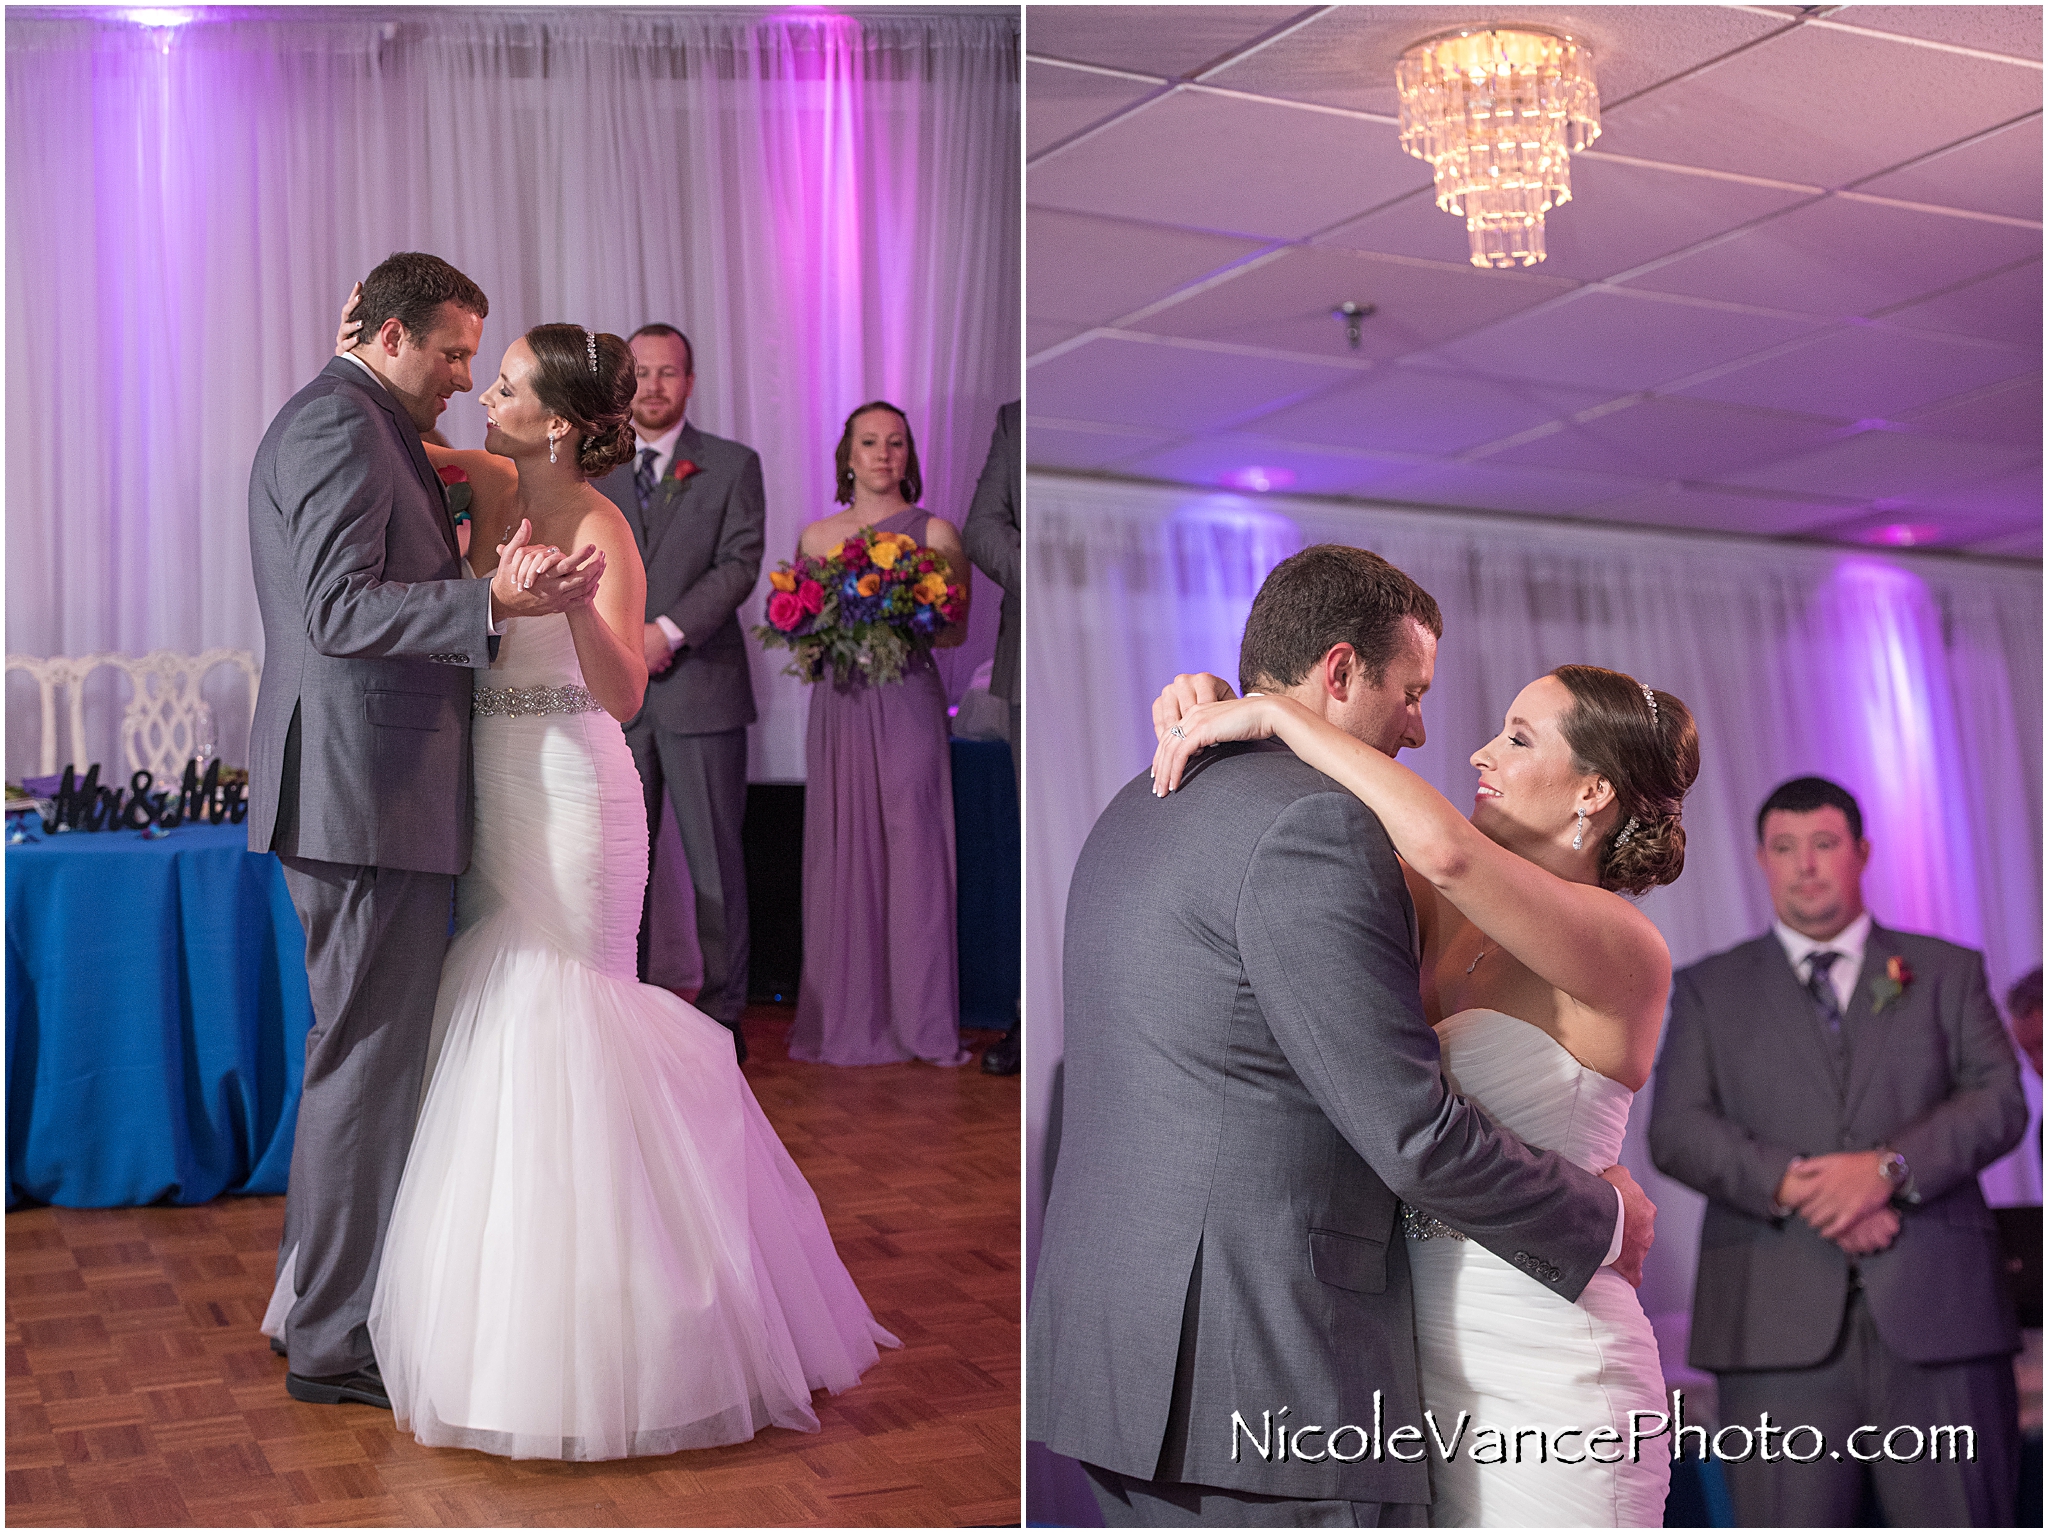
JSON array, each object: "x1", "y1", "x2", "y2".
[{"x1": 790, "y1": 403, "x2": 973, "y2": 1066}]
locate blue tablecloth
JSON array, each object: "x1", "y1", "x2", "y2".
[
  {"x1": 6, "y1": 821, "x2": 313, "y2": 1208},
  {"x1": 950, "y1": 738, "x2": 1020, "y2": 1030}
]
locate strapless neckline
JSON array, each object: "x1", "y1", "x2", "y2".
[{"x1": 1436, "y1": 1007, "x2": 1635, "y2": 1097}]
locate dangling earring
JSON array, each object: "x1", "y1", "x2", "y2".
[
  {"x1": 548, "y1": 429, "x2": 559, "y2": 465},
  {"x1": 1572, "y1": 806, "x2": 1588, "y2": 851}
]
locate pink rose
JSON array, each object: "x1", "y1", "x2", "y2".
[
  {"x1": 767, "y1": 590, "x2": 805, "y2": 631},
  {"x1": 840, "y1": 537, "x2": 870, "y2": 570},
  {"x1": 796, "y1": 578, "x2": 825, "y2": 615}
]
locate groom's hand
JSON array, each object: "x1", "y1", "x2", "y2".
[
  {"x1": 1601, "y1": 1165, "x2": 1655, "y2": 1288},
  {"x1": 1152, "y1": 672, "x2": 1236, "y2": 742},
  {"x1": 490, "y1": 521, "x2": 605, "y2": 623}
]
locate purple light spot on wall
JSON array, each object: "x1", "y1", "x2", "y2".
[
  {"x1": 1221, "y1": 466, "x2": 1296, "y2": 494},
  {"x1": 1861, "y1": 523, "x2": 1942, "y2": 547}
]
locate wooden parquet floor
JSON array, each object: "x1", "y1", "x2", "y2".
[{"x1": 6, "y1": 1007, "x2": 1021, "y2": 1528}]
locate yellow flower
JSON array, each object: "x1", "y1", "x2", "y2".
[
  {"x1": 914, "y1": 572, "x2": 949, "y2": 605},
  {"x1": 769, "y1": 568, "x2": 798, "y2": 593},
  {"x1": 869, "y1": 538, "x2": 901, "y2": 570},
  {"x1": 857, "y1": 572, "x2": 882, "y2": 597}
]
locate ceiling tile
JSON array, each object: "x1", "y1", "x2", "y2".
[
  {"x1": 1239, "y1": 365, "x2": 1613, "y2": 455},
  {"x1": 1878, "y1": 258, "x2": 2043, "y2": 344},
  {"x1": 1023, "y1": 418, "x2": 1179, "y2": 471},
  {"x1": 1585, "y1": 483, "x2": 1866, "y2": 538},
  {"x1": 1322, "y1": 153, "x2": 1817, "y2": 282},
  {"x1": 1368, "y1": 457, "x2": 1664, "y2": 516},
  {"x1": 1204, "y1": 6, "x2": 1787, "y2": 119},
  {"x1": 1828, "y1": 6, "x2": 2043, "y2": 61},
  {"x1": 1718, "y1": 425, "x2": 2036, "y2": 500},
  {"x1": 1028, "y1": 89, "x2": 1432, "y2": 240},
  {"x1": 1027, "y1": 60, "x2": 1162, "y2": 157},
  {"x1": 1906, "y1": 461, "x2": 2044, "y2": 520},
  {"x1": 1899, "y1": 374, "x2": 2043, "y2": 449},
  {"x1": 1028, "y1": 209, "x2": 1270, "y2": 327},
  {"x1": 1129, "y1": 246, "x2": 1573, "y2": 360},
  {"x1": 1117, "y1": 432, "x2": 1424, "y2": 497},
  {"x1": 1026, "y1": 5, "x2": 1311, "y2": 81},
  {"x1": 1678, "y1": 322, "x2": 2035, "y2": 418},
  {"x1": 1428, "y1": 289, "x2": 1826, "y2": 393},
  {"x1": 1028, "y1": 318, "x2": 1090, "y2": 356},
  {"x1": 1486, "y1": 395, "x2": 1854, "y2": 479},
  {"x1": 1027, "y1": 333, "x2": 1360, "y2": 433},
  {"x1": 1595, "y1": 22, "x2": 2044, "y2": 189},
  {"x1": 1616, "y1": 194, "x2": 2042, "y2": 318},
  {"x1": 1852, "y1": 115, "x2": 2043, "y2": 221}
]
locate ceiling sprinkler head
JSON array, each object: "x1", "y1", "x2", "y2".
[{"x1": 1332, "y1": 301, "x2": 1376, "y2": 351}]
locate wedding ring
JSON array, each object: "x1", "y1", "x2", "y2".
[{"x1": 1168, "y1": 724, "x2": 1186, "y2": 739}]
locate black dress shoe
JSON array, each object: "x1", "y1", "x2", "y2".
[
  {"x1": 728, "y1": 1022, "x2": 748, "y2": 1065},
  {"x1": 269, "y1": 1334, "x2": 286, "y2": 1358},
  {"x1": 981, "y1": 1031, "x2": 1019, "y2": 1076},
  {"x1": 286, "y1": 1362, "x2": 390, "y2": 1408}
]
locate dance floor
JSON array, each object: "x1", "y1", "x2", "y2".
[{"x1": 5, "y1": 1006, "x2": 1021, "y2": 1528}]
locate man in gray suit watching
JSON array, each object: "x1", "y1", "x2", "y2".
[
  {"x1": 248, "y1": 251, "x2": 598, "y2": 1406},
  {"x1": 964, "y1": 400, "x2": 1019, "y2": 1077},
  {"x1": 1028, "y1": 545, "x2": 1650, "y2": 1526},
  {"x1": 1650, "y1": 775, "x2": 2026, "y2": 1526},
  {"x1": 596, "y1": 324, "x2": 765, "y2": 1062}
]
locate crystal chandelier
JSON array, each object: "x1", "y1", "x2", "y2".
[{"x1": 1396, "y1": 27, "x2": 1600, "y2": 269}]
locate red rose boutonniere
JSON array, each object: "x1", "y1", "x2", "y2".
[
  {"x1": 671, "y1": 459, "x2": 700, "y2": 485},
  {"x1": 1870, "y1": 954, "x2": 1913, "y2": 1013},
  {"x1": 436, "y1": 463, "x2": 473, "y2": 521}
]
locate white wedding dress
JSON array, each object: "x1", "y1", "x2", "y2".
[
  {"x1": 1405, "y1": 1010, "x2": 1669, "y2": 1527},
  {"x1": 270, "y1": 608, "x2": 896, "y2": 1460}
]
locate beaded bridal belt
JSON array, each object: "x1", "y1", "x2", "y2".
[
  {"x1": 1397, "y1": 1203, "x2": 1468, "y2": 1242},
  {"x1": 472, "y1": 683, "x2": 606, "y2": 719}
]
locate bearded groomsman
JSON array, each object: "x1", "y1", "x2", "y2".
[
  {"x1": 598, "y1": 323, "x2": 765, "y2": 1062},
  {"x1": 1649, "y1": 775, "x2": 2026, "y2": 1527}
]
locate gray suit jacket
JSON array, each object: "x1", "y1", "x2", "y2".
[
  {"x1": 246, "y1": 357, "x2": 492, "y2": 873},
  {"x1": 962, "y1": 401, "x2": 1019, "y2": 703},
  {"x1": 598, "y1": 422, "x2": 765, "y2": 737},
  {"x1": 1650, "y1": 924, "x2": 2026, "y2": 1371},
  {"x1": 1028, "y1": 743, "x2": 1619, "y2": 1504}
]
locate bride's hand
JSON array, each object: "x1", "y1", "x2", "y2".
[
  {"x1": 335, "y1": 281, "x2": 363, "y2": 356},
  {"x1": 1152, "y1": 672, "x2": 1237, "y2": 742},
  {"x1": 1151, "y1": 695, "x2": 1288, "y2": 795}
]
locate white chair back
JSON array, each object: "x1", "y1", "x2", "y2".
[{"x1": 5, "y1": 650, "x2": 260, "y2": 782}]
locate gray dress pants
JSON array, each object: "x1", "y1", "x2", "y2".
[
  {"x1": 1716, "y1": 1289, "x2": 2018, "y2": 1528},
  {"x1": 275, "y1": 855, "x2": 452, "y2": 1378},
  {"x1": 626, "y1": 722, "x2": 750, "y2": 1033},
  {"x1": 1084, "y1": 1464, "x2": 1427, "y2": 1528}
]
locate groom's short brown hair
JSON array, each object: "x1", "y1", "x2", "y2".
[
  {"x1": 355, "y1": 252, "x2": 489, "y2": 350},
  {"x1": 1238, "y1": 545, "x2": 1442, "y2": 695}
]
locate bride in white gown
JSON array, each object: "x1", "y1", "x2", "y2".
[
  {"x1": 269, "y1": 322, "x2": 895, "y2": 1460},
  {"x1": 1154, "y1": 663, "x2": 1699, "y2": 1526}
]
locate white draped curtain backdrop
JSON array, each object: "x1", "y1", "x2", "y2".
[
  {"x1": 6, "y1": 6, "x2": 1020, "y2": 782},
  {"x1": 1024, "y1": 472, "x2": 2043, "y2": 1346}
]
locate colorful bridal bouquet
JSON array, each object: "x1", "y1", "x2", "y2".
[{"x1": 755, "y1": 526, "x2": 965, "y2": 685}]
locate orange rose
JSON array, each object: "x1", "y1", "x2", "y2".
[
  {"x1": 913, "y1": 572, "x2": 949, "y2": 605},
  {"x1": 769, "y1": 568, "x2": 798, "y2": 593},
  {"x1": 856, "y1": 572, "x2": 882, "y2": 597}
]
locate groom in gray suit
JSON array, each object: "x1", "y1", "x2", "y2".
[
  {"x1": 1028, "y1": 546, "x2": 1649, "y2": 1526},
  {"x1": 248, "y1": 252, "x2": 597, "y2": 1405},
  {"x1": 597, "y1": 323, "x2": 765, "y2": 1061}
]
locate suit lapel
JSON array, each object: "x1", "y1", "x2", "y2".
[
  {"x1": 324, "y1": 358, "x2": 459, "y2": 561},
  {"x1": 1757, "y1": 936, "x2": 1848, "y2": 1101},
  {"x1": 1841, "y1": 926, "x2": 1900, "y2": 1123},
  {"x1": 642, "y1": 423, "x2": 702, "y2": 563}
]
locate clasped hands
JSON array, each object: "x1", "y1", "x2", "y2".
[
  {"x1": 489, "y1": 520, "x2": 605, "y2": 624},
  {"x1": 1775, "y1": 1151, "x2": 1901, "y2": 1256}
]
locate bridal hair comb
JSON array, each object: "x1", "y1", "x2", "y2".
[
  {"x1": 1640, "y1": 682, "x2": 1657, "y2": 721},
  {"x1": 586, "y1": 333, "x2": 598, "y2": 373},
  {"x1": 1615, "y1": 816, "x2": 1641, "y2": 847}
]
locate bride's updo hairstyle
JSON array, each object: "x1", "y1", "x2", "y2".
[
  {"x1": 1550, "y1": 665, "x2": 1700, "y2": 895},
  {"x1": 524, "y1": 324, "x2": 638, "y2": 477}
]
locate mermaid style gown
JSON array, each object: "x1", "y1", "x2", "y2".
[
  {"x1": 268, "y1": 607, "x2": 897, "y2": 1460},
  {"x1": 789, "y1": 505, "x2": 963, "y2": 1067},
  {"x1": 1405, "y1": 1010, "x2": 1670, "y2": 1526}
]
